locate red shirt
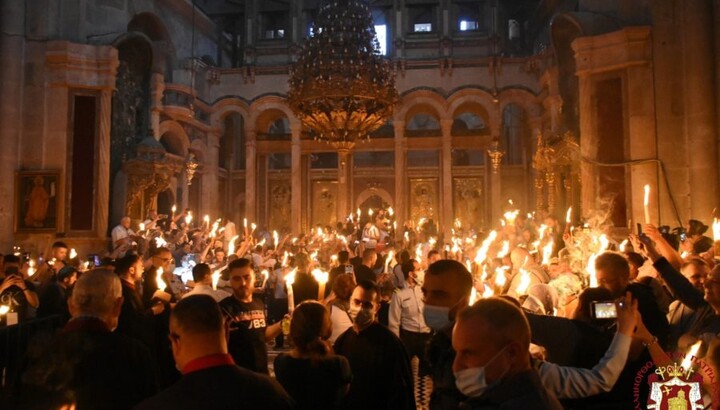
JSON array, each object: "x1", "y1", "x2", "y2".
[{"x1": 181, "y1": 353, "x2": 235, "y2": 375}]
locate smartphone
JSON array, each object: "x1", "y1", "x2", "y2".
[
  {"x1": 636, "y1": 223, "x2": 643, "y2": 236},
  {"x1": 592, "y1": 301, "x2": 618, "y2": 319}
]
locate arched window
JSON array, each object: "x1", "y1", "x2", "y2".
[
  {"x1": 501, "y1": 104, "x2": 526, "y2": 165},
  {"x1": 406, "y1": 113, "x2": 441, "y2": 137},
  {"x1": 452, "y1": 112, "x2": 487, "y2": 136}
]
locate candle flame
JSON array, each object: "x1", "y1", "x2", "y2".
[
  {"x1": 415, "y1": 243, "x2": 423, "y2": 261},
  {"x1": 503, "y1": 209, "x2": 519, "y2": 223},
  {"x1": 538, "y1": 224, "x2": 548, "y2": 240},
  {"x1": 212, "y1": 268, "x2": 222, "y2": 290},
  {"x1": 155, "y1": 236, "x2": 167, "y2": 248},
  {"x1": 311, "y1": 268, "x2": 329, "y2": 284},
  {"x1": 497, "y1": 240, "x2": 510, "y2": 258},
  {"x1": 681, "y1": 340, "x2": 702, "y2": 371},
  {"x1": 566, "y1": 207, "x2": 572, "y2": 224},
  {"x1": 243, "y1": 218, "x2": 248, "y2": 228},
  {"x1": 0, "y1": 305, "x2": 9, "y2": 315},
  {"x1": 385, "y1": 250, "x2": 395, "y2": 273},
  {"x1": 404, "y1": 232, "x2": 410, "y2": 242},
  {"x1": 261, "y1": 270, "x2": 269, "y2": 288},
  {"x1": 469, "y1": 286, "x2": 478, "y2": 306},
  {"x1": 515, "y1": 268, "x2": 531, "y2": 295},
  {"x1": 643, "y1": 184, "x2": 650, "y2": 206},
  {"x1": 172, "y1": 205, "x2": 177, "y2": 213},
  {"x1": 474, "y1": 230, "x2": 497, "y2": 265},
  {"x1": 139, "y1": 222, "x2": 145, "y2": 231},
  {"x1": 228, "y1": 235, "x2": 239, "y2": 256},
  {"x1": 587, "y1": 253, "x2": 599, "y2": 287},
  {"x1": 70, "y1": 248, "x2": 77, "y2": 259},
  {"x1": 388, "y1": 207, "x2": 394, "y2": 216},
  {"x1": 541, "y1": 240, "x2": 554, "y2": 266},
  {"x1": 368, "y1": 209, "x2": 374, "y2": 217},
  {"x1": 204, "y1": 215, "x2": 210, "y2": 223},
  {"x1": 494, "y1": 266, "x2": 509, "y2": 287},
  {"x1": 251, "y1": 223, "x2": 257, "y2": 232},
  {"x1": 482, "y1": 285, "x2": 495, "y2": 298},
  {"x1": 282, "y1": 251, "x2": 289, "y2": 267},
  {"x1": 273, "y1": 230, "x2": 279, "y2": 248},
  {"x1": 185, "y1": 214, "x2": 193, "y2": 225},
  {"x1": 619, "y1": 239, "x2": 629, "y2": 252},
  {"x1": 156, "y1": 267, "x2": 167, "y2": 292},
  {"x1": 285, "y1": 268, "x2": 297, "y2": 286},
  {"x1": 713, "y1": 218, "x2": 720, "y2": 242}
]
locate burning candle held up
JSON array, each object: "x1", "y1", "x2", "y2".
[
  {"x1": 211, "y1": 267, "x2": 223, "y2": 290},
  {"x1": 312, "y1": 268, "x2": 329, "y2": 301},
  {"x1": 153, "y1": 267, "x2": 171, "y2": 303},
  {"x1": 643, "y1": 184, "x2": 651, "y2": 224},
  {"x1": 69, "y1": 248, "x2": 77, "y2": 260},
  {"x1": 286, "y1": 268, "x2": 297, "y2": 313},
  {"x1": 385, "y1": 250, "x2": 395, "y2": 273}
]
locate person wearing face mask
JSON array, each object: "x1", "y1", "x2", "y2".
[
  {"x1": 334, "y1": 280, "x2": 416, "y2": 410},
  {"x1": 421, "y1": 259, "x2": 473, "y2": 409},
  {"x1": 389, "y1": 259, "x2": 432, "y2": 362},
  {"x1": 452, "y1": 297, "x2": 563, "y2": 409}
]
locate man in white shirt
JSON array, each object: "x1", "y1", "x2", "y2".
[
  {"x1": 111, "y1": 216, "x2": 137, "y2": 256},
  {"x1": 183, "y1": 263, "x2": 231, "y2": 302},
  {"x1": 389, "y1": 259, "x2": 432, "y2": 360}
]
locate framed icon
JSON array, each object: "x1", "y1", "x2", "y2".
[{"x1": 15, "y1": 170, "x2": 60, "y2": 232}]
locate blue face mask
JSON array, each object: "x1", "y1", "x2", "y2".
[
  {"x1": 453, "y1": 346, "x2": 509, "y2": 397},
  {"x1": 422, "y1": 304, "x2": 451, "y2": 331}
]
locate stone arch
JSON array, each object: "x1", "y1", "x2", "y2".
[
  {"x1": 211, "y1": 98, "x2": 251, "y2": 129},
  {"x1": 396, "y1": 90, "x2": 448, "y2": 122},
  {"x1": 355, "y1": 188, "x2": 394, "y2": 209},
  {"x1": 126, "y1": 12, "x2": 177, "y2": 77},
  {"x1": 249, "y1": 96, "x2": 298, "y2": 131},
  {"x1": 158, "y1": 120, "x2": 190, "y2": 157},
  {"x1": 498, "y1": 88, "x2": 541, "y2": 117}
]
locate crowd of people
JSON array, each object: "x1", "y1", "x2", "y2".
[{"x1": 1, "y1": 205, "x2": 720, "y2": 409}]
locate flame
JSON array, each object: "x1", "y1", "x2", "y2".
[
  {"x1": 28, "y1": 259, "x2": 36, "y2": 277},
  {"x1": 515, "y1": 268, "x2": 531, "y2": 295},
  {"x1": 185, "y1": 214, "x2": 193, "y2": 225},
  {"x1": 469, "y1": 286, "x2": 478, "y2": 306},
  {"x1": 260, "y1": 269, "x2": 269, "y2": 288},
  {"x1": 210, "y1": 220, "x2": 220, "y2": 237},
  {"x1": 415, "y1": 243, "x2": 423, "y2": 261},
  {"x1": 204, "y1": 215, "x2": 210, "y2": 224},
  {"x1": 503, "y1": 210, "x2": 519, "y2": 224},
  {"x1": 586, "y1": 253, "x2": 599, "y2": 287},
  {"x1": 465, "y1": 260, "x2": 472, "y2": 273},
  {"x1": 228, "y1": 235, "x2": 239, "y2": 256},
  {"x1": 273, "y1": 230, "x2": 279, "y2": 248},
  {"x1": 211, "y1": 267, "x2": 222, "y2": 290},
  {"x1": 418, "y1": 217, "x2": 427, "y2": 228},
  {"x1": 285, "y1": 268, "x2": 298, "y2": 286},
  {"x1": 643, "y1": 184, "x2": 650, "y2": 207},
  {"x1": 619, "y1": 239, "x2": 629, "y2": 252},
  {"x1": 455, "y1": 218, "x2": 462, "y2": 229},
  {"x1": 393, "y1": 221, "x2": 397, "y2": 231},
  {"x1": 311, "y1": 268, "x2": 329, "y2": 284},
  {"x1": 243, "y1": 218, "x2": 248, "y2": 228},
  {"x1": 368, "y1": 209, "x2": 374, "y2": 217},
  {"x1": 251, "y1": 223, "x2": 257, "y2": 232},
  {"x1": 388, "y1": 207, "x2": 394, "y2": 216},
  {"x1": 282, "y1": 252, "x2": 289, "y2": 267},
  {"x1": 481, "y1": 265, "x2": 489, "y2": 281},
  {"x1": 565, "y1": 207, "x2": 572, "y2": 224},
  {"x1": 538, "y1": 224, "x2": 548, "y2": 240},
  {"x1": 330, "y1": 254, "x2": 338, "y2": 263},
  {"x1": 713, "y1": 218, "x2": 720, "y2": 241},
  {"x1": 681, "y1": 340, "x2": 702, "y2": 371},
  {"x1": 258, "y1": 238, "x2": 267, "y2": 247},
  {"x1": 428, "y1": 237, "x2": 437, "y2": 246},
  {"x1": 542, "y1": 240, "x2": 554, "y2": 266},
  {"x1": 139, "y1": 222, "x2": 146, "y2": 231},
  {"x1": 172, "y1": 205, "x2": 177, "y2": 213},
  {"x1": 497, "y1": 240, "x2": 510, "y2": 258},
  {"x1": 70, "y1": 248, "x2": 77, "y2": 259},
  {"x1": 495, "y1": 266, "x2": 509, "y2": 287},
  {"x1": 598, "y1": 234, "x2": 610, "y2": 253},
  {"x1": 474, "y1": 230, "x2": 498, "y2": 265},
  {"x1": 156, "y1": 267, "x2": 167, "y2": 292},
  {"x1": 482, "y1": 285, "x2": 494, "y2": 298},
  {"x1": 155, "y1": 236, "x2": 167, "y2": 247},
  {"x1": 404, "y1": 232, "x2": 410, "y2": 242},
  {"x1": 0, "y1": 305, "x2": 9, "y2": 315}
]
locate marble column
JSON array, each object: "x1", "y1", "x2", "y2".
[
  {"x1": 0, "y1": 0, "x2": 25, "y2": 249},
  {"x1": 683, "y1": 1, "x2": 718, "y2": 220},
  {"x1": 337, "y1": 150, "x2": 350, "y2": 223},
  {"x1": 204, "y1": 132, "x2": 221, "y2": 217},
  {"x1": 393, "y1": 121, "x2": 406, "y2": 233},
  {"x1": 290, "y1": 123, "x2": 302, "y2": 235},
  {"x1": 245, "y1": 130, "x2": 257, "y2": 222},
  {"x1": 489, "y1": 124, "x2": 502, "y2": 225},
  {"x1": 95, "y1": 89, "x2": 113, "y2": 239},
  {"x1": 440, "y1": 119, "x2": 454, "y2": 239},
  {"x1": 150, "y1": 73, "x2": 165, "y2": 138}
]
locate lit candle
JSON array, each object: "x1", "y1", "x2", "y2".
[
  {"x1": 384, "y1": 250, "x2": 395, "y2": 273},
  {"x1": 273, "y1": 230, "x2": 279, "y2": 249},
  {"x1": 204, "y1": 214, "x2": 210, "y2": 228},
  {"x1": 69, "y1": 248, "x2": 77, "y2": 260},
  {"x1": 388, "y1": 207, "x2": 394, "y2": 217},
  {"x1": 643, "y1": 184, "x2": 651, "y2": 224},
  {"x1": 261, "y1": 269, "x2": 269, "y2": 289},
  {"x1": 681, "y1": 340, "x2": 703, "y2": 374},
  {"x1": 541, "y1": 240, "x2": 554, "y2": 266},
  {"x1": 228, "y1": 235, "x2": 239, "y2": 256},
  {"x1": 139, "y1": 222, "x2": 145, "y2": 232},
  {"x1": 368, "y1": 208, "x2": 374, "y2": 217},
  {"x1": 156, "y1": 267, "x2": 167, "y2": 292},
  {"x1": 185, "y1": 214, "x2": 193, "y2": 225},
  {"x1": 312, "y1": 268, "x2": 328, "y2": 300},
  {"x1": 356, "y1": 208, "x2": 361, "y2": 220},
  {"x1": 212, "y1": 267, "x2": 222, "y2": 290},
  {"x1": 250, "y1": 223, "x2": 257, "y2": 233},
  {"x1": 155, "y1": 236, "x2": 168, "y2": 247},
  {"x1": 565, "y1": 207, "x2": 572, "y2": 233},
  {"x1": 515, "y1": 268, "x2": 531, "y2": 295},
  {"x1": 468, "y1": 285, "x2": 478, "y2": 306},
  {"x1": 0, "y1": 305, "x2": 9, "y2": 315},
  {"x1": 171, "y1": 205, "x2": 177, "y2": 219},
  {"x1": 27, "y1": 260, "x2": 36, "y2": 277},
  {"x1": 285, "y1": 269, "x2": 297, "y2": 312}
]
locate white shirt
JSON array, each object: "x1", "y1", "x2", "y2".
[
  {"x1": 183, "y1": 283, "x2": 231, "y2": 302},
  {"x1": 111, "y1": 225, "x2": 134, "y2": 248},
  {"x1": 329, "y1": 303, "x2": 353, "y2": 343},
  {"x1": 388, "y1": 285, "x2": 431, "y2": 336}
]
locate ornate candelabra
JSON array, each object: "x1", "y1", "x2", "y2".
[
  {"x1": 185, "y1": 153, "x2": 199, "y2": 186},
  {"x1": 487, "y1": 137, "x2": 504, "y2": 174}
]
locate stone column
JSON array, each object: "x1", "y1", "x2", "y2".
[
  {"x1": 393, "y1": 121, "x2": 406, "y2": 232},
  {"x1": 204, "y1": 132, "x2": 221, "y2": 217},
  {"x1": 95, "y1": 89, "x2": 113, "y2": 239},
  {"x1": 337, "y1": 150, "x2": 350, "y2": 223},
  {"x1": 489, "y1": 125, "x2": 503, "y2": 224},
  {"x1": 245, "y1": 130, "x2": 257, "y2": 222},
  {"x1": 440, "y1": 119, "x2": 454, "y2": 239},
  {"x1": 0, "y1": 0, "x2": 25, "y2": 249},
  {"x1": 149, "y1": 73, "x2": 165, "y2": 138},
  {"x1": 683, "y1": 1, "x2": 718, "y2": 220},
  {"x1": 290, "y1": 123, "x2": 302, "y2": 235}
]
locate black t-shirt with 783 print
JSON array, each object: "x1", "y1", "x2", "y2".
[{"x1": 219, "y1": 295, "x2": 269, "y2": 374}]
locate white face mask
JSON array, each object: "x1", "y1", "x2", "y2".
[
  {"x1": 349, "y1": 304, "x2": 375, "y2": 327},
  {"x1": 423, "y1": 304, "x2": 451, "y2": 331},
  {"x1": 454, "y1": 346, "x2": 509, "y2": 398}
]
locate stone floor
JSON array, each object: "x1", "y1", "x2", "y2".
[{"x1": 268, "y1": 347, "x2": 432, "y2": 409}]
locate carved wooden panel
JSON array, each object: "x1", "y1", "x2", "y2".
[
  {"x1": 311, "y1": 180, "x2": 338, "y2": 227},
  {"x1": 409, "y1": 178, "x2": 437, "y2": 223},
  {"x1": 453, "y1": 178, "x2": 484, "y2": 229},
  {"x1": 268, "y1": 179, "x2": 291, "y2": 231}
]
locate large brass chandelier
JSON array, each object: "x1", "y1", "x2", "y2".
[{"x1": 287, "y1": 0, "x2": 398, "y2": 153}]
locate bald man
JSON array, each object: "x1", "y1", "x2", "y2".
[
  {"x1": 505, "y1": 247, "x2": 550, "y2": 298},
  {"x1": 452, "y1": 297, "x2": 562, "y2": 409}
]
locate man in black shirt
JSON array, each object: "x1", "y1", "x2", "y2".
[
  {"x1": 219, "y1": 258, "x2": 283, "y2": 374},
  {"x1": 334, "y1": 280, "x2": 415, "y2": 410},
  {"x1": 0, "y1": 254, "x2": 39, "y2": 323},
  {"x1": 354, "y1": 248, "x2": 377, "y2": 284}
]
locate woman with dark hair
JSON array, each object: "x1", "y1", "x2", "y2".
[{"x1": 274, "y1": 301, "x2": 352, "y2": 410}]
